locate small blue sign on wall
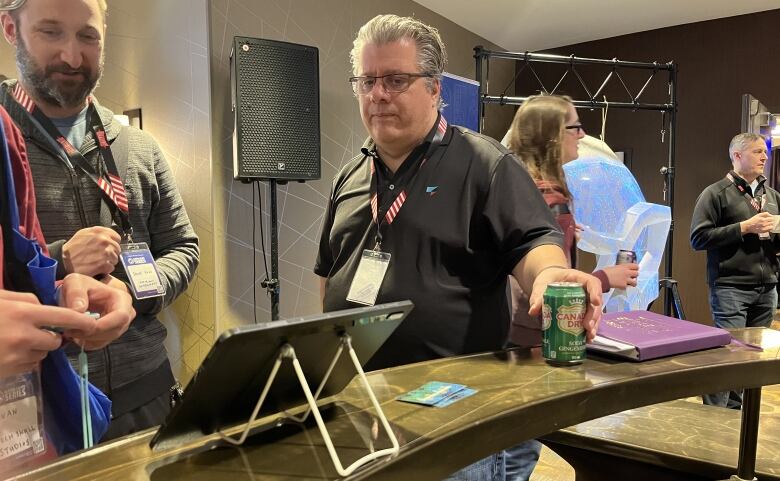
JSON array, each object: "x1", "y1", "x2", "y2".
[{"x1": 441, "y1": 72, "x2": 480, "y2": 132}]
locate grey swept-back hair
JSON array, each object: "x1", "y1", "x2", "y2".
[
  {"x1": 729, "y1": 132, "x2": 766, "y2": 161},
  {"x1": 350, "y1": 14, "x2": 446, "y2": 109},
  {"x1": 0, "y1": 0, "x2": 25, "y2": 9}
]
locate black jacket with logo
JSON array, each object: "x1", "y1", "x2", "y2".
[{"x1": 691, "y1": 173, "x2": 780, "y2": 286}]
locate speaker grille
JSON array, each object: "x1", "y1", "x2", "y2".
[{"x1": 233, "y1": 37, "x2": 320, "y2": 181}]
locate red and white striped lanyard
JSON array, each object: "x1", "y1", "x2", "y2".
[
  {"x1": 368, "y1": 116, "x2": 447, "y2": 248},
  {"x1": 10, "y1": 84, "x2": 132, "y2": 238},
  {"x1": 726, "y1": 172, "x2": 765, "y2": 213}
]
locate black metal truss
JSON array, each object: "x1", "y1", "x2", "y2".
[{"x1": 474, "y1": 47, "x2": 678, "y2": 315}]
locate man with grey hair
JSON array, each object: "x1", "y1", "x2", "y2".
[
  {"x1": 0, "y1": 0, "x2": 199, "y2": 440},
  {"x1": 691, "y1": 132, "x2": 778, "y2": 408},
  {"x1": 316, "y1": 14, "x2": 603, "y2": 480}
]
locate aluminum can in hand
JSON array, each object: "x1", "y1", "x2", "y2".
[{"x1": 542, "y1": 282, "x2": 587, "y2": 365}]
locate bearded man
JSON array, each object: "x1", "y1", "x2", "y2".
[{"x1": 0, "y1": 0, "x2": 199, "y2": 441}]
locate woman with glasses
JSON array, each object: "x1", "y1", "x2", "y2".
[
  {"x1": 506, "y1": 94, "x2": 639, "y2": 348},
  {"x1": 502, "y1": 94, "x2": 639, "y2": 481}
]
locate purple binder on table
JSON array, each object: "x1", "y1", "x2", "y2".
[{"x1": 588, "y1": 310, "x2": 733, "y2": 361}]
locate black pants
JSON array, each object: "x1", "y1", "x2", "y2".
[{"x1": 100, "y1": 389, "x2": 171, "y2": 442}]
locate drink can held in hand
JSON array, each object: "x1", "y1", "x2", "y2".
[
  {"x1": 616, "y1": 249, "x2": 637, "y2": 265},
  {"x1": 542, "y1": 282, "x2": 587, "y2": 365}
]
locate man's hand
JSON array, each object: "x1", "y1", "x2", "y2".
[
  {"x1": 0, "y1": 289, "x2": 97, "y2": 377},
  {"x1": 62, "y1": 226, "x2": 121, "y2": 276},
  {"x1": 601, "y1": 263, "x2": 639, "y2": 289},
  {"x1": 740, "y1": 212, "x2": 775, "y2": 235},
  {"x1": 59, "y1": 273, "x2": 135, "y2": 351},
  {"x1": 527, "y1": 268, "x2": 603, "y2": 342}
]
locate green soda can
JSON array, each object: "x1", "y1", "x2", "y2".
[{"x1": 542, "y1": 282, "x2": 587, "y2": 365}]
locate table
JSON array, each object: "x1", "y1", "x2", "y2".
[{"x1": 11, "y1": 327, "x2": 780, "y2": 481}]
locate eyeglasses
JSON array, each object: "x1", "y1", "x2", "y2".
[
  {"x1": 349, "y1": 73, "x2": 433, "y2": 95},
  {"x1": 565, "y1": 124, "x2": 584, "y2": 135}
]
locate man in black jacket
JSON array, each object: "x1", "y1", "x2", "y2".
[{"x1": 691, "y1": 132, "x2": 778, "y2": 408}]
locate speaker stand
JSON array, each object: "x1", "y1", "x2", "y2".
[{"x1": 260, "y1": 179, "x2": 281, "y2": 321}]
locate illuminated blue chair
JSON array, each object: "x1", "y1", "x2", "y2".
[{"x1": 564, "y1": 157, "x2": 671, "y2": 312}]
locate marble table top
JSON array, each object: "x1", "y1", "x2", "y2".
[{"x1": 10, "y1": 327, "x2": 780, "y2": 481}]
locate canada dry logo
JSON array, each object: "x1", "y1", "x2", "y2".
[{"x1": 556, "y1": 299, "x2": 585, "y2": 335}]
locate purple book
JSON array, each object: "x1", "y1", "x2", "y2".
[{"x1": 587, "y1": 310, "x2": 732, "y2": 361}]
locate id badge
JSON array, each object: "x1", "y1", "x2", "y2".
[
  {"x1": 0, "y1": 369, "x2": 46, "y2": 463},
  {"x1": 119, "y1": 242, "x2": 166, "y2": 299},
  {"x1": 346, "y1": 249, "x2": 391, "y2": 306}
]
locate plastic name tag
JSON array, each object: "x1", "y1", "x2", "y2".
[
  {"x1": 0, "y1": 369, "x2": 46, "y2": 463},
  {"x1": 346, "y1": 249, "x2": 391, "y2": 306},
  {"x1": 119, "y1": 242, "x2": 165, "y2": 300}
]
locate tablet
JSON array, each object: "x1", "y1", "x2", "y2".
[{"x1": 149, "y1": 301, "x2": 412, "y2": 451}]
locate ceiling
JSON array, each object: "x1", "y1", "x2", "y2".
[{"x1": 413, "y1": 0, "x2": 780, "y2": 52}]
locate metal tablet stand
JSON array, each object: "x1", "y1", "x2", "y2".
[{"x1": 217, "y1": 334, "x2": 399, "y2": 476}]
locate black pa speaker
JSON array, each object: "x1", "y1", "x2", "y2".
[{"x1": 231, "y1": 37, "x2": 320, "y2": 182}]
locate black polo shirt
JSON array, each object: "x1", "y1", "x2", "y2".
[{"x1": 315, "y1": 120, "x2": 563, "y2": 370}]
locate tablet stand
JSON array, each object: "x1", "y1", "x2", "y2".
[{"x1": 218, "y1": 334, "x2": 400, "y2": 476}]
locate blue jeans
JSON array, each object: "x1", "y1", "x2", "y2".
[
  {"x1": 703, "y1": 283, "x2": 777, "y2": 408},
  {"x1": 441, "y1": 451, "x2": 505, "y2": 481},
  {"x1": 504, "y1": 439, "x2": 541, "y2": 481}
]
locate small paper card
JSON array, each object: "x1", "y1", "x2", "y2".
[
  {"x1": 772, "y1": 215, "x2": 780, "y2": 233},
  {"x1": 397, "y1": 381, "x2": 476, "y2": 407}
]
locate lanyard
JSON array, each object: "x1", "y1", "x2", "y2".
[
  {"x1": 10, "y1": 84, "x2": 133, "y2": 239},
  {"x1": 726, "y1": 171, "x2": 765, "y2": 213},
  {"x1": 367, "y1": 115, "x2": 447, "y2": 248}
]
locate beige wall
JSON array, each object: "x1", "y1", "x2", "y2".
[
  {"x1": 0, "y1": 0, "x2": 216, "y2": 385},
  {"x1": 209, "y1": 0, "x2": 515, "y2": 332},
  {"x1": 101, "y1": 0, "x2": 215, "y2": 384}
]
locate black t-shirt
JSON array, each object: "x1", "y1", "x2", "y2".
[{"x1": 315, "y1": 122, "x2": 563, "y2": 370}]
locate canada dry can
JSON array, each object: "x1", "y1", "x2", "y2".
[
  {"x1": 542, "y1": 282, "x2": 587, "y2": 365},
  {"x1": 616, "y1": 249, "x2": 637, "y2": 265}
]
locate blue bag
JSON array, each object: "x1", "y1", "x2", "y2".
[{"x1": 0, "y1": 116, "x2": 111, "y2": 454}]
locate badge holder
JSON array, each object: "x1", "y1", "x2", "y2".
[
  {"x1": 119, "y1": 242, "x2": 165, "y2": 299},
  {"x1": 217, "y1": 334, "x2": 400, "y2": 476},
  {"x1": 0, "y1": 368, "x2": 46, "y2": 463},
  {"x1": 346, "y1": 249, "x2": 391, "y2": 306}
]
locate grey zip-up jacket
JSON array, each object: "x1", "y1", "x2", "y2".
[{"x1": 1, "y1": 80, "x2": 199, "y2": 414}]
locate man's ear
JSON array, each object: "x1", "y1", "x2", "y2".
[
  {"x1": 1, "y1": 13, "x2": 18, "y2": 47},
  {"x1": 431, "y1": 78, "x2": 441, "y2": 107}
]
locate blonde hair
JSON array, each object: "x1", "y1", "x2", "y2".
[
  {"x1": 2, "y1": 0, "x2": 108, "y2": 21},
  {"x1": 507, "y1": 94, "x2": 573, "y2": 197}
]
